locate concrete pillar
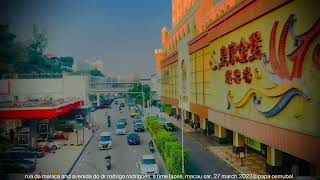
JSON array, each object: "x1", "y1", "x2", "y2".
[
  {"x1": 266, "y1": 146, "x2": 284, "y2": 174},
  {"x1": 214, "y1": 124, "x2": 227, "y2": 144},
  {"x1": 191, "y1": 113, "x2": 195, "y2": 123},
  {"x1": 97, "y1": 93, "x2": 100, "y2": 107},
  {"x1": 232, "y1": 132, "x2": 245, "y2": 154},
  {"x1": 200, "y1": 117, "x2": 207, "y2": 130}
]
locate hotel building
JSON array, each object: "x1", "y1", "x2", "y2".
[{"x1": 155, "y1": 0, "x2": 320, "y2": 176}]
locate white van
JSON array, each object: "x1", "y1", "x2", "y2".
[{"x1": 99, "y1": 132, "x2": 112, "y2": 150}]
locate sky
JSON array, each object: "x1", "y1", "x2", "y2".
[{"x1": 0, "y1": 0, "x2": 172, "y2": 76}]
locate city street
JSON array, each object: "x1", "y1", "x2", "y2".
[
  {"x1": 173, "y1": 128, "x2": 238, "y2": 176},
  {"x1": 70, "y1": 104, "x2": 167, "y2": 178}
]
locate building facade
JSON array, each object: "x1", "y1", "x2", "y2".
[
  {"x1": 155, "y1": 0, "x2": 320, "y2": 176},
  {"x1": 0, "y1": 74, "x2": 91, "y2": 148},
  {"x1": 90, "y1": 60, "x2": 106, "y2": 75}
]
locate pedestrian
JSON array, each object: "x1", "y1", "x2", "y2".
[
  {"x1": 243, "y1": 143, "x2": 248, "y2": 158},
  {"x1": 9, "y1": 129, "x2": 14, "y2": 144}
]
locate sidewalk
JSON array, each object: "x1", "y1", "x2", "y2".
[
  {"x1": 207, "y1": 146, "x2": 268, "y2": 175},
  {"x1": 34, "y1": 127, "x2": 94, "y2": 175},
  {"x1": 148, "y1": 106, "x2": 268, "y2": 176}
]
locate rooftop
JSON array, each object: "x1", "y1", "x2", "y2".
[{"x1": 0, "y1": 97, "x2": 81, "y2": 110}]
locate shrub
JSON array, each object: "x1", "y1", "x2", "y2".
[{"x1": 146, "y1": 116, "x2": 191, "y2": 176}]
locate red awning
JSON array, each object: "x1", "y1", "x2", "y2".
[{"x1": 0, "y1": 101, "x2": 84, "y2": 120}]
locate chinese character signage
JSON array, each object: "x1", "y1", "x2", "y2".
[{"x1": 211, "y1": 31, "x2": 264, "y2": 85}]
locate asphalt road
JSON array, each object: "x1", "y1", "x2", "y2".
[
  {"x1": 70, "y1": 105, "x2": 167, "y2": 179},
  {"x1": 173, "y1": 128, "x2": 239, "y2": 177}
]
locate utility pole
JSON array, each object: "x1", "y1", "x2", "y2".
[{"x1": 181, "y1": 104, "x2": 185, "y2": 174}]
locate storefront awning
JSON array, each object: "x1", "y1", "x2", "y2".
[{"x1": 0, "y1": 101, "x2": 84, "y2": 120}]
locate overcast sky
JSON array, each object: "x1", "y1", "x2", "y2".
[{"x1": 0, "y1": 0, "x2": 172, "y2": 76}]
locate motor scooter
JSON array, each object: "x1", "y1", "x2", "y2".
[
  {"x1": 149, "y1": 141, "x2": 155, "y2": 153},
  {"x1": 105, "y1": 154, "x2": 111, "y2": 170},
  {"x1": 107, "y1": 116, "x2": 111, "y2": 127}
]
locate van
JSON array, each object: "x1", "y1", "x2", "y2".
[{"x1": 99, "y1": 132, "x2": 112, "y2": 150}]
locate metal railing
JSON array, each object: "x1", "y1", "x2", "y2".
[{"x1": 1, "y1": 73, "x2": 63, "y2": 80}]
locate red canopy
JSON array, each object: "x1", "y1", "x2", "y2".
[{"x1": 0, "y1": 101, "x2": 84, "y2": 120}]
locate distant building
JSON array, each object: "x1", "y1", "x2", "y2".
[
  {"x1": 90, "y1": 60, "x2": 106, "y2": 75},
  {"x1": 150, "y1": 73, "x2": 160, "y2": 103}
]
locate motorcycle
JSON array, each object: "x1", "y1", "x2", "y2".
[
  {"x1": 105, "y1": 154, "x2": 111, "y2": 170},
  {"x1": 149, "y1": 141, "x2": 155, "y2": 153},
  {"x1": 107, "y1": 116, "x2": 111, "y2": 127}
]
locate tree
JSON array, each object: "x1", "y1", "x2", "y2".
[
  {"x1": 90, "y1": 69, "x2": 104, "y2": 77},
  {"x1": 128, "y1": 83, "x2": 151, "y2": 107},
  {"x1": 0, "y1": 25, "x2": 67, "y2": 75}
]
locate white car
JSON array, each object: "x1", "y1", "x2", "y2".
[
  {"x1": 139, "y1": 155, "x2": 160, "y2": 176},
  {"x1": 99, "y1": 132, "x2": 112, "y2": 150},
  {"x1": 37, "y1": 139, "x2": 62, "y2": 150},
  {"x1": 115, "y1": 122, "x2": 126, "y2": 135}
]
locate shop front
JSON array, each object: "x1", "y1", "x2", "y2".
[{"x1": 0, "y1": 100, "x2": 84, "y2": 148}]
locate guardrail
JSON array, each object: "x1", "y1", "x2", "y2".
[{"x1": 1, "y1": 73, "x2": 63, "y2": 79}]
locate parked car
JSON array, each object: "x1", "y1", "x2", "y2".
[
  {"x1": 5, "y1": 146, "x2": 44, "y2": 158},
  {"x1": 99, "y1": 132, "x2": 112, "y2": 150},
  {"x1": 134, "y1": 123, "x2": 145, "y2": 132},
  {"x1": 127, "y1": 133, "x2": 141, "y2": 145},
  {"x1": 37, "y1": 138, "x2": 62, "y2": 150},
  {"x1": 139, "y1": 155, "x2": 159, "y2": 176},
  {"x1": 0, "y1": 159, "x2": 36, "y2": 173},
  {"x1": 115, "y1": 122, "x2": 126, "y2": 135},
  {"x1": 118, "y1": 118, "x2": 127, "y2": 125},
  {"x1": 163, "y1": 122, "x2": 176, "y2": 131}
]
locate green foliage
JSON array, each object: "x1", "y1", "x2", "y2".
[
  {"x1": 164, "y1": 104, "x2": 172, "y2": 115},
  {"x1": 90, "y1": 69, "x2": 104, "y2": 77},
  {"x1": 0, "y1": 25, "x2": 67, "y2": 75},
  {"x1": 128, "y1": 83, "x2": 151, "y2": 107},
  {"x1": 146, "y1": 116, "x2": 191, "y2": 176}
]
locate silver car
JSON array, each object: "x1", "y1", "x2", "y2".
[
  {"x1": 115, "y1": 122, "x2": 126, "y2": 135},
  {"x1": 139, "y1": 155, "x2": 159, "y2": 176}
]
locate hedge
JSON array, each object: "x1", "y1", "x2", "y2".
[{"x1": 146, "y1": 116, "x2": 191, "y2": 176}]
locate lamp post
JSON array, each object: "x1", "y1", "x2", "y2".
[{"x1": 181, "y1": 96, "x2": 185, "y2": 174}]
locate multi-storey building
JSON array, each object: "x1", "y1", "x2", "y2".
[{"x1": 155, "y1": 0, "x2": 320, "y2": 176}]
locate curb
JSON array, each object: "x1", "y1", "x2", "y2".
[{"x1": 64, "y1": 126, "x2": 99, "y2": 179}]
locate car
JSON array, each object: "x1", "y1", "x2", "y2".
[
  {"x1": 115, "y1": 122, "x2": 126, "y2": 135},
  {"x1": 0, "y1": 159, "x2": 36, "y2": 173},
  {"x1": 5, "y1": 146, "x2": 44, "y2": 158},
  {"x1": 130, "y1": 113, "x2": 139, "y2": 118},
  {"x1": 120, "y1": 103, "x2": 125, "y2": 107},
  {"x1": 37, "y1": 138, "x2": 62, "y2": 150},
  {"x1": 127, "y1": 133, "x2": 141, "y2": 145},
  {"x1": 139, "y1": 155, "x2": 159, "y2": 176},
  {"x1": 118, "y1": 118, "x2": 127, "y2": 125},
  {"x1": 163, "y1": 122, "x2": 176, "y2": 131},
  {"x1": 134, "y1": 123, "x2": 145, "y2": 132},
  {"x1": 133, "y1": 119, "x2": 143, "y2": 125},
  {"x1": 99, "y1": 132, "x2": 112, "y2": 150},
  {"x1": 114, "y1": 101, "x2": 119, "y2": 105}
]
